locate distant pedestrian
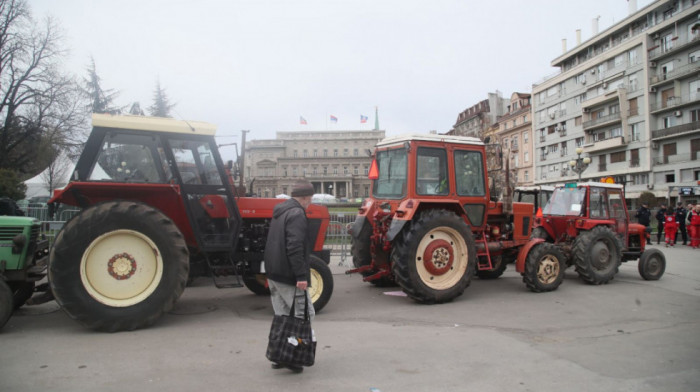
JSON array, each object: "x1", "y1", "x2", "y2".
[
  {"x1": 675, "y1": 202, "x2": 688, "y2": 245},
  {"x1": 664, "y1": 210, "x2": 678, "y2": 247},
  {"x1": 655, "y1": 204, "x2": 667, "y2": 245},
  {"x1": 264, "y1": 179, "x2": 316, "y2": 373},
  {"x1": 635, "y1": 202, "x2": 651, "y2": 242},
  {"x1": 688, "y1": 205, "x2": 700, "y2": 249}
]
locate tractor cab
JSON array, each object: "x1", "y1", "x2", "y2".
[
  {"x1": 514, "y1": 185, "x2": 554, "y2": 215},
  {"x1": 534, "y1": 183, "x2": 629, "y2": 246}
]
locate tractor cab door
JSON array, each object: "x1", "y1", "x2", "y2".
[
  {"x1": 165, "y1": 137, "x2": 241, "y2": 253},
  {"x1": 606, "y1": 188, "x2": 628, "y2": 244}
]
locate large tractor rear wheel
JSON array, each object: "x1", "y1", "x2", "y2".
[
  {"x1": 638, "y1": 248, "x2": 666, "y2": 281},
  {"x1": 572, "y1": 226, "x2": 622, "y2": 285},
  {"x1": 9, "y1": 281, "x2": 34, "y2": 309},
  {"x1": 242, "y1": 274, "x2": 270, "y2": 295},
  {"x1": 391, "y1": 209, "x2": 476, "y2": 304},
  {"x1": 0, "y1": 279, "x2": 12, "y2": 330},
  {"x1": 476, "y1": 255, "x2": 508, "y2": 279},
  {"x1": 50, "y1": 201, "x2": 190, "y2": 332},
  {"x1": 351, "y1": 220, "x2": 395, "y2": 286},
  {"x1": 309, "y1": 255, "x2": 333, "y2": 312},
  {"x1": 522, "y1": 243, "x2": 566, "y2": 292}
]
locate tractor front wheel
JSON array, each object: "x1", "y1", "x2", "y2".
[
  {"x1": 309, "y1": 255, "x2": 333, "y2": 312},
  {"x1": 391, "y1": 209, "x2": 476, "y2": 303},
  {"x1": 50, "y1": 201, "x2": 190, "y2": 332},
  {"x1": 572, "y1": 226, "x2": 622, "y2": 285},
  {"x1": 638, "y1": 248, "x2": 666, "y2": 281},
  {"x1": 522, "y1": 243, "x2": 566, "y2": 292},
  {"x1": 0, "y1": 279, "x2": 12, "y2": 329}
]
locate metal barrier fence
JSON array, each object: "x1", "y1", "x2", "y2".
[{"x1": 26, "y1": 206, "x2": 356, "y2": 262}]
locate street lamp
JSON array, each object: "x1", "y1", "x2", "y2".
[{"x1": 569, "y1": 147, "x2": 591, "y2": 182}]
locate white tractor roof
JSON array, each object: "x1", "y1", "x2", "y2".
[
  {"x1": 376, "y1": 134, "x2": 483, "y2": 148},
  {"x1": 556, "y1": 182, "x2": 624, "y2": 190},
  {"x1": 92, "y1": 113, "x2": 217, "y2": 136},
  {"x1": 516, "y1": 185, "x2": 556, "y2": 192}
]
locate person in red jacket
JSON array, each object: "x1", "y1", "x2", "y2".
[
  {"x1": 688, "y1": 205, "x2": 700, "y2": 249},
  {"x1": 664, "y1": 210, "x2": 678, "y2": 247}
]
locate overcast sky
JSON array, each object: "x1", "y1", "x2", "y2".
[{"x1": 31, "y1": 0, "x2": 654, "y2": 143}]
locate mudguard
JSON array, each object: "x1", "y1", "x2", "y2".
[{"x1": 515, "y1": 238, "x2": 545, "y2": 273}]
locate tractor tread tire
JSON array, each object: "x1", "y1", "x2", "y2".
[
  {"x1": 522, "y1": 243, "x2": 566, "y2": 292},
  {"x1": 572, "y1": 226, "x2": 622, "y2": 285},
  {"x1": 638, "y1": 248, "x2": 666, "y2": 281},
  {"x1": 0, "y1": 279, "x2": 13, "y2": 330},
  {"x1": 9, "y1": 282, "x2": 34, "y2": 310},
  {"x1": 530, "y1": 227, "x2": 550, "y2": 241},
  {"x1": 309, "y1": 255, "x2": 333, "y2": 312},
  {"x1": 49, "y1": 201, "x2": 189, "y2": 332},
  {"x1": 476, "y1": 255, "x2": 508, "y2": 280},
  {"x1": 391, "y1": 209, "x2": 476, "y2": 304},
  {"x1": 242, "y1": 274, "x2": 271, "y2": 296}
]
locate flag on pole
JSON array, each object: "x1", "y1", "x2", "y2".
[
  {"x1": 300, "y1": 116, "x2": 307, "y2": 125},
  {"x1": 360, "y1": 115, "x2": 368, "y2": 123},
  {"x1": 330, "y1": 115, "x2": 338, "y2": 123}
]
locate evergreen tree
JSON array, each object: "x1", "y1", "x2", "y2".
[
  {"x1": 81, "y1": 57, "x2": 121, "y2": 114},
  {"x1": 147, "y1": 81, "x2": 175, "y2": 118}
]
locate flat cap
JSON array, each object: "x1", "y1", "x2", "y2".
[{"x1": 291, "y1": 180, "x2": 314, "y2": 197}]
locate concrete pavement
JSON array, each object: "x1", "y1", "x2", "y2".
[{"x1": 1, "y1": 243, "x2": 699, "y2": 392}]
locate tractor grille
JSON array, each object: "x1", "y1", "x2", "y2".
[
  {"x1": 0, "y1": 226, "x2": 24, "y2": 241},
  {"x1": 30, "y1": 223, "x2": 40, "y2": 244}
]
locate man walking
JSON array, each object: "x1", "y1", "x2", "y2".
[
  {"x1": 675, "y1": 202, "x2": 688, "y2": 245},
  {"x1": 655, "y1": 204, "x2": 667, "y2": 245},
  {"x1": 264, "y1": 180, "x2": 315, "y2": 373}
]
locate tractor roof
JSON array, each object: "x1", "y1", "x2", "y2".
[
  {"x1": 516, "y1": 185, "x2": 555, "y2": 192},
  {"x1": 557, "y1": 182, "x2": 624, "y2": 190},
  {"x1": 376, "y1": 134, "x2": 483, "y2": 148},
  {"x1": 92, "y1": 113, "x2": 217, "y2": 136}
]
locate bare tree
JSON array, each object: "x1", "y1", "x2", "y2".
[
  {"x1": 40, "y1": 151, "x2": 71, "y2": 196},
  {"x1": 0, "y1": 0, "x2": 85, "y2": 179}
]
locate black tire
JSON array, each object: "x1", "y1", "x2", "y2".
[
  {"x1": 391, "y1": 209, "x2": 476, "y2": 304},
  {"x1": 530, "y1": 227, "x2": 550, "y2": 241},
  {"x1": 9, "y1": 282, "x2": 34, "y2": 309},
  {"x1": 572, "y1": 226, "x2": 622, "y2": 285},
  {"x1": 0, "y1": 279, "x2": 12, "y2": 330},
  {"x1": 351, "y1": 220, "x2": 395, "y2": 286},
  {"x1": 476, "y1": 255, "x2": 507, "y2": 279},
  {"x1": 638, "y1": 248, "x2": 666, "y2": 281},
  {"x1": 49, "y1": 201, "x2": 190, "y2": 332},
  {"x1": 309, "y1": 255, "x2": 333, "y2": 312},
  {"x1": 522, "y1": 243, "x2": 566, "y2": 292},
  {"x1": 243, "y1": 274, "x2": 271, "y2": 295}
]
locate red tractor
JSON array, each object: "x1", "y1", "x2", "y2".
[
  {"x1": 348, "y1": 134, "x2": 534, "y2": 303},
  {"x1": 48, "y1": 114, "x2": 334, "y2": 332},
  {"x1": 517, "y1": 182, "x2": 665, "y2": 292}
]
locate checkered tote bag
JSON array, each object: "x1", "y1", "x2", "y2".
[{"x1": 266, "y1": 291, "x2": 316, "y2": 367}]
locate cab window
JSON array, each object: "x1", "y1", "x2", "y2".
[
  {"x1": 416, "y1": 147, "x2": 448, "y2": 196},
  {"x1": 455, "y1": 150, "x2": 485, "y2": 196}
]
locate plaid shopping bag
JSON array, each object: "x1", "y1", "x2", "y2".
[{"x1": 266, "y1": 291, "x2": 316, "y2": 367}]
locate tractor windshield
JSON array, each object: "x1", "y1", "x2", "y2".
[
  {"x1": 88, "y1": 134, "x2": 167, "y2": 183},
  {"x1": 543, "y1": 187, "x2": 586, "y2": 216},
  {"x1": 372, "y1": 147, "x2": 407, "y2": 199}
]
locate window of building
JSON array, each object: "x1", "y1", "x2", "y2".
[
  {"x1": 665, "y1": 173, "x2": 675, "y2": 183},
  {"x1": 575, "y1": 137, "x2": 584, "y2": 147},
  {"x1": 292, "y1": 167, "x2": 297, "y2": 176},
  {"x1": 303, "y1": 168, "x2": 307, "y2": 176},
  {"x1": 524, "y1": 151, "x2": 529, "y2": 162},
  {"x1": 690, "y1": 49, "x2": 700, "y2": 63},
  {"x1": 576, "y1": 73, "x2": 586, "y2": 84},
  {"x1": 303, "y1": 150, "x2": 308, "y2": 158},
  {"x1": 561, "y1": 142, "x2": 568, "y2": 156},
  {"x1": 523, "y1": 131, "x2": 529, "y2": 144},
  {"x1": 313, "y1": 149, "x2": 318, "y2": 157},
  {"x1": 630, "y1": 149, "x2": 639, "y2": 167},
  {"x1": 663, "y1": 116, "x2": 676, "y2": 128},
  {"x1": 354, "y1": 166, "x2": 359, "y2": 175},
  {"x1": 333, "y1": 167, "x2": 338, "y2": 175},
  {"x1": 691, "y1": 109, "x2": 700, "y2": 122},
  {"x1": 611, "y1": 127, "x2": 621, "y2": 138},
  {"x1": 334, "y1": 149, "x2": 338, "y2": 157},
  {"x1": 610, "y1": 151, "x2": 625, "y2": 163},
  {"x1": 548, "y1": 144, "x2": 558, "y2": 154},
  {"x1": 323, "y1": 149, "x2": 328, "y2": 157},
  {"x1": 364, "y1": 166, "x2": 369, "y2": 175},
  {"x1": 524, "y1": 170, "x2": 529, "y2": 182},
  {"x1": 662, "y1": 34, "x2": 674, "y2": 52},
  {"x1": 628, "y1": 73, "x2": 638, "y2": 92},
  {"x1": 283, "y1": 167, "x2": 288, "y2": 177},
  {"x1": 632, "y1": 173, "x2": 648, "y2": 185},
  {"x1": 293, "y1": 150, "x2": 298, "y2": 158},
  {"x1": 630, "y1": 123, "x2": 640, "y2": 141},
  {"x1": 343, "y1": 166, "x2": 349, "y2": 175},
  {"x1": 343, "y1": 148, "x2": 349, "y2": 156},
  {"x1": 575, "y1": 116, "x2": 582, "y2": 126},
  {"x1": 323, "y1": 166, "x2": 328, "y2": 175},
  {"x1": 523, "y1": 114, "x2": 528, "y2": 123},
  {"x1": 609, "y1": 104, "x2": 619, "y2": 114},
  {"x1": 353, "y1": 148, "x2": 359, "y2": 156},
  {"x1": 313, "y1": 167, "x2": 318, "y2": 175},
  {"x1": 628, "y1": 48, "x2": 638, "y2": 65}
]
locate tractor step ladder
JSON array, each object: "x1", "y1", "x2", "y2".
[
  {"x1": 476, "y1": 235, "x2": 493, "y2": 270},
  {"x1": 205, "y1": 253, "x2": 244, "y2": 288}
]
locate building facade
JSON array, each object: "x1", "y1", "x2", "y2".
[
  {"x1": 532, "y1": 0, "x2": 700, "y2": 205},
  {"x1": 244, "y1": 130, "x2": 385, "y2": 199},
  {"x1": 496, "y1": 92, "x2": 535, "y2": 186},
  {"x1": 449, "y1": 92, "x2": 509, "y2": 138}
]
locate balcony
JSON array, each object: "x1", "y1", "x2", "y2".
[
  {"x1": 650, "y1": 94, "x2": 700, "y2": 113},
  {"x1": 649, "y1": 34, "x2": 700, "y2": 61},
  {"x1": 651, "y1": 152, "x2": 699, "y2": 165},
  {"x1": 649, "y1": 62, "x2": 700, "y2": 87},
  {"x1": 651, "y1": 121, "x2": 700, "y2": 140},
  {"x1": 583, "y1": 136, "x2": 626, "y2": 153},
  {"x1": 582, "y1": 112, "x2": 621, "y2": 130}
]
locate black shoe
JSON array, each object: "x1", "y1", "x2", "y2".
[
  {"x1": 271, "y1": 362, "x2": 284, "y2": 370},
  {"x1": 286, "y1": 364, "x2": 304, "y2": 373}
]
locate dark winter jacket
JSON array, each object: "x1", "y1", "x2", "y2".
[
  {"x1": 635, "y1": 206, "x2": 651, "y2": 226},
  {"x1": 264, "y1": 198, "x2": 311, "y2": 286},
  {"x1": 656, "y1": 207, "x2": 666, "y2": 224},
  {"x1": 675, "y1": 207, "x2": 687, "y2": 227}
]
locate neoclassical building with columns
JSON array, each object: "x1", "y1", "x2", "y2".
[{"x1": 244, "y1": 129, "x2": 385, "y2": 199}]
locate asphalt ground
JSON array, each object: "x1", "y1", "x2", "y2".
[{"x1": 1, "y1": 243, "x2": 699, "y2": 392}]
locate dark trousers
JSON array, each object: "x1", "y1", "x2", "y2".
[
  {"x1": 675, "y1": 225, "x2": 688, "y2": 244},
  {"x1": 657, "y1": 223, "x2": 664, "y2": 244}
]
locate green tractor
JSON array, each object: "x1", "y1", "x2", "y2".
[{"x1": 0, "y1": 216, "x2": 50, "y2": 329}]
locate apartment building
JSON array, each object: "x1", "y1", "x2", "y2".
[
  {"x1": 244, "y1": 129, "x2": 385, "y2": 199},
  {"x1": 449, "y1": 92, "x2": 509, "y2": 138},
  {"x1": 532, "y1": 0, "x2": 700, "y2": 204},
  {"x1": 496, "y1": 92, "x2": 535, "y2": 185}
]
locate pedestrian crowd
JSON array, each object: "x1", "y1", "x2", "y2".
[{"x1": 638, "y1": 201, "x2": 700, "y2": 248}]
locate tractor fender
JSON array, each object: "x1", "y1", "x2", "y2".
[
  {"x1": 387, "y1": 219, "x2": 408, "y2": 241},
  {"x1": 350, "y1": 215, "x2": 366, "y2": 240},
  {"x1": 515, "y1": 238, "x2": 546, "y2": 273}
]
